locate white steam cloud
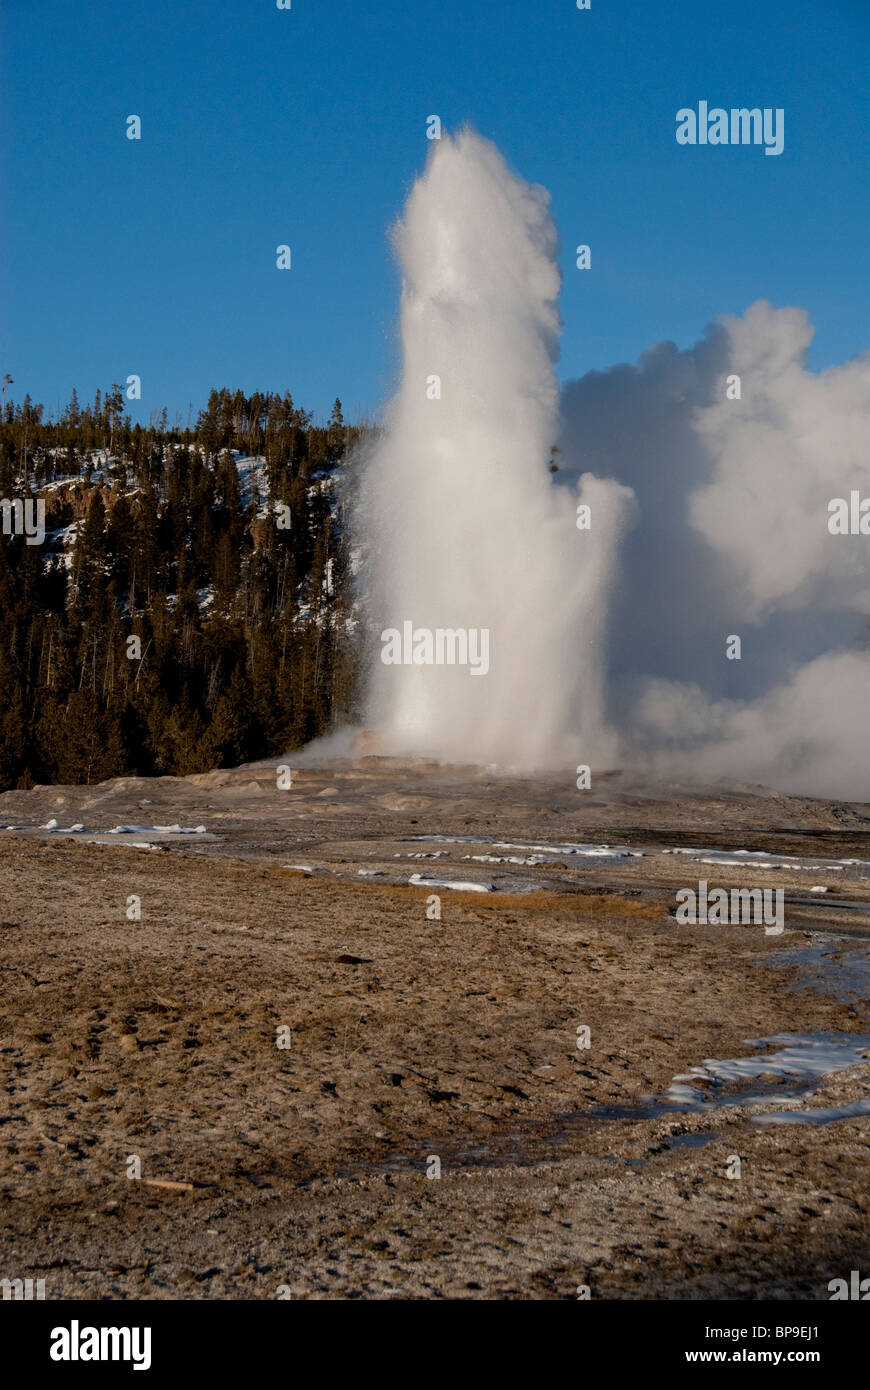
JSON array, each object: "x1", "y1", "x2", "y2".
[
  {"x1": 689, "y1": 301, "x2": 870, "y2": 620},
  {"x1": 560, "y1": 300, "x2": 870, "y2": 799},
  {"x1": 353, "y1": 129, "x2": 870, "y2": 798}
]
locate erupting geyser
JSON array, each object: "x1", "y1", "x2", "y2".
[{"x1": 354, "y1": 128, "x2": 633, "y2": 768}]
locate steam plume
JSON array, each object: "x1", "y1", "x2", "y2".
[{"x1": 354, "y1": 128, "x2": 633, "y2": 767}]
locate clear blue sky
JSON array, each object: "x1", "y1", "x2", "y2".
[{"x1": 2, "y1": 0, "x2": 868, "y2": 425}]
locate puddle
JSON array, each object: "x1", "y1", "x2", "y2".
[
  {"x1": 663, "y1": 1031, "x2": 870, "y2": 1127},
  {"x1": 765, "y1": 935, "x2": 870, "y2": 1003},
  {"x1": 666, "y1": 1131, "x2": 720, "y2": 1150}
]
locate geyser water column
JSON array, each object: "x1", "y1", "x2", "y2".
[{"x1": 356, "y1": 128, "x2": 633, "y2": 768}]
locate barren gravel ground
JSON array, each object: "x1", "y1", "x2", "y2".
[{"x1": 1, "y1": 757, "x2": 869, "y2": 1298}]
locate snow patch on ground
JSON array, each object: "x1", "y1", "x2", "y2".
[
  {"x1": 408, "y1": 873, "x2": 495, "y2": 893},
  {"x1": 666, "y1": 1032, "x2": 870, "y2": 1110},
  {"x1": 398, "y1": 835, "x2": 643, "y2": 861},
  {"x1": 233, "y1": 454, "x2": 270, "y2": 516},
  {"x1": 106, "y1": 824, "x2": 207, "y2": 835},
  {"x1": 464, "y1": 853, "x2": 549, "y2": 866},
  {"x1": 663, "y1": 847, "x2": 870, "y2": 872}
]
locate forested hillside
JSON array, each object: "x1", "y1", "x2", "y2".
[{"x1": 0, "y1": 385, "x2": 365, "y2": 788}]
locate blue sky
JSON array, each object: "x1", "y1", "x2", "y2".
[{"x1": 2, "y1": 0, "x2": 868, "y2": 425}]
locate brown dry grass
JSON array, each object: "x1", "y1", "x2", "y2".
[{"x1": 272, "y1": 867, "x2": 665, "y2": 918}]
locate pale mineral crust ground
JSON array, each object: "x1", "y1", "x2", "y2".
[{"x1": 1, "y1": 756, "x2": 869, "y2": 1299}]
